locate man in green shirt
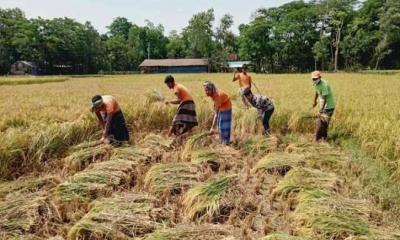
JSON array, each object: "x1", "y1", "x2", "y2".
[{"x1": 311, "y1": 71, "x2": 336, "y2": 141}]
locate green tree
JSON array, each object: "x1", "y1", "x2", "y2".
[
  {"x1": 182, "y1": 9, "x2": 215, "y2": 58},
  {"x1": 167, "y1": 31, "x2": 186, "y2": 58}
]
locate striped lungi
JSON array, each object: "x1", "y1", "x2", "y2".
[
  {"x1": 172, "y1": 100, "x2": 198, "y2": 135},
  {"x1": 217, "y1": 109, "x2": 232, "y2": 144}
]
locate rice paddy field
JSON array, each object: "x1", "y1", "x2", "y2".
[{"x1": 1, "y1": 73, "x2": 400, "y2": 240}]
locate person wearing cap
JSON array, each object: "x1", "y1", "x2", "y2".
[
  {"x1": 233, "y1": 64, "x2": 252, "y2": 107},
  {"x1": 164, "y1": 75, "x2": 198, "y2": 136},
  {"x1": 91, "y1": 95, "x2": 129, "y2": 145},
  {"x1": 242, "y1": 88, "x2": 275, "y2": 135},
  {"x1": 203, "y1": 81, "x2": 232, "y2": 144},
  {"x1": 311, "y1": 71, "x2": 336, "y2": 141}
]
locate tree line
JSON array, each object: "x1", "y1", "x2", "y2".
[{"x1": 0, "y1": 0, "x2": 399, "y2": 75}]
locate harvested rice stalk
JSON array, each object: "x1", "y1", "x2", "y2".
[
  {"x1": 145, "y1": 90, "x2": 165, "y2": 104},
  {"x1": 68, "y1": 193, "x2": 169, "y2": 240},
  {"x1": 273, "y1": 167, "x2": 342, "y2": 199},
  {"x1": 110, "y1": 146, "x2": 153, "y2": 163},
  {"x1": 182, "y1": 175, "x2": 237, "y2": 221},
  {"x1": 259, "y1": 233, "x2": 306, "y2": 240},
  {"x1": 63, "y1": 143, "x2": 112, "y2": 172},
  {"x1": 238, "y1": 135, "x2": 279, "y2": 157},
  {"x1": 190, "y1": 149, "x2": 220, "y2": 171},
  {"x1": 294, "y1": 191, "x2": 374, "y2": 239},
  {"x1": 143, "y1": 224, "x2": 237, "y2": 240},
  {"x1": 55, "y1": 159, "x2": 136, "y2": 203},
  {"x1": 0, "y1": 191, "x2": 59, "y2": 237},
  {"x1": 140, "y1": 133, "x2": 174, "y2": 150},
  {"x1": 144, "y1": 163, "x2": 203, "y2": 196},
  {"x1": 0, "y1": 175, "x2": 59, "y2": 199},
  {"x1": 253, "y1": 153, "x2": 305, "y2": 175},
  {"x1": 69, "y1": 140, "x2": 103, "y2": 151},
  {"x1": 181, "y1": 132, "x2": 210, "y2": 160}
]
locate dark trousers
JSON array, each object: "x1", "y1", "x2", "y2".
[
  {"x1": 107, "y1": 111, "x2": 129, "y2": 145},
  {"x1": 315, "y1": 108, "x2": 335, "y2": 141},
  {"x1": 261, "y1": 108, "x2": 274, "y2": 133}
]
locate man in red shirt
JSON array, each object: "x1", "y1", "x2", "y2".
[
  {"x1": 164, "y1": 75, "x2": 198, "y2": 136},
  {"x1": 203, "y1": 81, "x2": 232, "y2": 144}
]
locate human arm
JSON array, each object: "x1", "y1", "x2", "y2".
[
  {"x1": 232, "y1": 70, "x2": 239, "y2": 82},
  {"x1": 312, "y1": 92, "x2": 318, "y2": 108},
  {"x1": 209, "y1": 110, "x2": 218, "y2": 134},
  {"x1": 165, "y1": 92, "x2": 182, "y2": 105},
  {"x1": 95, "y1": 111, "x2": 105, "y2": 129},
  {"x1": 101, "y1": 113, "x2": 113, "y2": 141}
]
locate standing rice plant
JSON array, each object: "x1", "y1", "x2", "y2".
[{"x1": 182, "y1": 175, "x2": 237, "y2": 221}]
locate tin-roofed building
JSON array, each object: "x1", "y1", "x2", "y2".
[{"x1": 139, "y1": 59, "x2": 209, "y2": 73}]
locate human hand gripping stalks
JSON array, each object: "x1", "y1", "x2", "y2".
[{"x1": 145, "y1": 89, "x2": 165, "y2": 104}]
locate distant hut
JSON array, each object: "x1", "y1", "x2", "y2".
[
  {"x1": 10, "y1": 61, "x2": 40, "y2": 75},
  {"x1": 227, "y1": 61, "x2": 252, "y2": 71},
  {"x1": 139, "y1": 59, "x2": 209, "y2": 73}
]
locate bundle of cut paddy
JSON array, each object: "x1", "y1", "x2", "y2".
[
  {"x1": 144, "y1": 162, "x2": 203, "y2": 196},
  {"x1": 293, "y1": 191, "x2": 391, "y2": 239},
  {"x1": 110, "y1": 146, "x2": 154, "y2": 164},
  {"x1": 0, "y1": 190, "x2": 59, "y2": 238},
  {"x1": 190, "y1": 149, "x2": 221, "y2": 171},
  {"x1": 182, "y1": 175, "x2": 237, "y2": 222},
  {"x1": 238, "y1": 135, "x2": 279, "y2": 157},
  {"x1": 68, "y1": 193, "x2": 170, "y2": 240},
  {"x1": 143, "y1": 224, "x2": 237, "y2": 240},
  {"x1": 181, "y1": 132, "x2": 211, "y2": 160},
  {"x1": 0, "y1": 175, "x2": 59, "y2": 199},
  {"x1": 63, "y1": 143, "x2": 112, "y2": 172},
  {"x1": 259, "y1": 233, "x2": 306, "y2": 240},
  {"x1": 140, "y1": 133, "x2": 174, "y2": 151},
  {"x1": 145, "y1": 90, "x2": 165, "y2": 104},
  {"x1": 253, "y1": 153, "x2": 305, "y2": 176},
  {"x1": 55, "y1": 159, "x2": 136, "y2": 203},
  {"x1": 273, "y1": 167, "x2": 342, "y2": 199}
]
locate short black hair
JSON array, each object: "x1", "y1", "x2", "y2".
[
  {"x1": 164, "y1": 75, "x2": 174, "y2": 84},
  {"x1": 91, "y1": 95, "x2": 102, "y2": 103},
  {"x1": 242, "y1": 64, "x2": 248, "y2": 69}
]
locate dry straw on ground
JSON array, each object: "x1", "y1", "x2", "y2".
[{"x1": 68, "y1": 193, "x2": 170, "y2": 240}]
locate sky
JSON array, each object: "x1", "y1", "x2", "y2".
[{"x1": 0, "y1": 0, "x2": 293, "y2": 35}]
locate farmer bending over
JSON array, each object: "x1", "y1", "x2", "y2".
[
  {"x1": 164, "y1": 75, "x2": 198, "y2": 136},
  {"x1": 311, "y1": 71, "x2": 336, "y2": 141},
  {"x1": 91, "y1": 95, "x2": 129, "y2": 145},
  {"x1": 242, "y1": 88, "x2": 275, "y2": 136},
  {"x1": 203, "y1": 81, "x2": 232, "y2": 144},
  {"x1": 233, "y1": 64, "x2": 252, "y2": 107}
]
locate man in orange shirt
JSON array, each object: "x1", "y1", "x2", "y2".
[
  {"x1": 233, "y1": 64, "x2": 252, "y2": 107},
  {"x1": 203, "y1": 81, "x2": 232, "y2": 144},
  {"x1": 164, "y1": 75, "x2": 198, "y2": 136},
  {"x1": 91, "y1": 95, "x2": 129, "y2": 145}
]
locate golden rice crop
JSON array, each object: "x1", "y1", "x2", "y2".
[{"x1": 1, "y1": 73, "x2": 399, "y2": 179}]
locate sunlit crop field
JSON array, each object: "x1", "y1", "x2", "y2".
[
  {"x1": 1, "y1": 73, "x2": 400, "y2": 240},
  {"x1": 1, "y1": 73, "x2": 399, "y2": 176}
]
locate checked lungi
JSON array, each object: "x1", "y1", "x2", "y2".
[
  {"x1": 172, "y1": 100, "x2": 198, "y2": 135},
  {"x1": 217, "y1": 109, "x2": 232, "y2": 144}
]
